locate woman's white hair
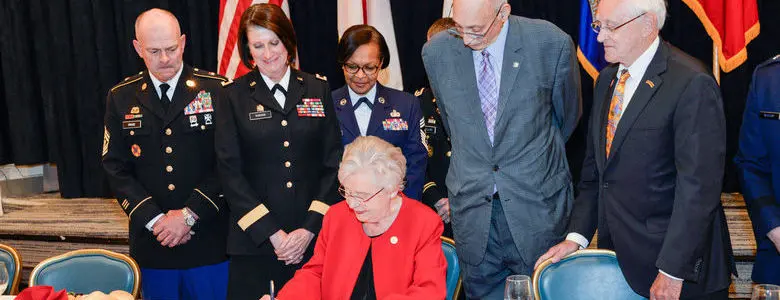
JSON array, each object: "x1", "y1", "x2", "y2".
[
  {"x1": 338, "y1": 136, "x2": 407, "y2": 191},
  {"x1": 625, "y1": 0, "x2": 667, "y2": 29}
]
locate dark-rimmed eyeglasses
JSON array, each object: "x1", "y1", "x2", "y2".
[
  {"x1": 447, "y1": 8, "x2": 502, "y2": 43},
  {"x1": 591, "y1": 12, "x2": 647, "y2": 34},
  {"x1": 342, "y1": 63, "x2": 380, "y2": 76},
  {"x1": 338, "y1": 186, "x2": 384, "y2": 206}
]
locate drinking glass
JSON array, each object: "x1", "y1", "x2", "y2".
[
  {"x1": 505, "y1": 274, "x2": 533, "y2": 300},
  {"x1": 752, "y1": 284, "x2": 780, "y2": 300}
]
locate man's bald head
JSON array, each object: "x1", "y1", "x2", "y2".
[
  {"x1": 451, "y1": 0, "x2": 510, "y2": 50},
  {"x1": 132, "y1": 8, "x2": 186, "y2": 82}
]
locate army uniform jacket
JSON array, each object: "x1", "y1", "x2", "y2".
[
  {"x1": 102, "y1": 65, "x2": 229, "y2": 269},
  {"x1": 417, "y1": 87, "x2": 453, "y2": 237},
  {"x1": 216, "y1": 68, "x2": 342, "y2": 256}
]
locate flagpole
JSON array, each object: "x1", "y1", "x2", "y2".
[{"x1": 713, "y1": 43, "x2": 720, "y2": 85}]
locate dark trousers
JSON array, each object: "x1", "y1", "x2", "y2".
[
  {"x1": 684, "y1": 288, "x2": 728, "y2": 300},
  {"x1": 227, "y1": 254, "x2": 305, "y2": 300},
  {"x1": 460, "y1": 197, "x2": 532, "y2": 300}
]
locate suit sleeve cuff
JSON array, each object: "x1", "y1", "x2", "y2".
[
  {"x1": 185, "y1": 188, "x2": 220, "y2": 221},
  {"x1": 566, "y1": 232, "x2": 589, "y2": 249},
  {"x1": 127, "y1": 197, "x2": 163, "y2": 230},
  {"x1": 422, "y1": 182, "x2": 444, "y2": 208},
  {"x1": 237, "y1": 203, "x2": 281, "y2": 246},
  {"x1": 303, "y1": 200, "x2": 330, "y2": 234},
  {"x1": 659, "y1": 270, "x2": 684, "y2": 281},
  {"x1": 145, "y1": 214, "x2": 165, "y2": 231}
]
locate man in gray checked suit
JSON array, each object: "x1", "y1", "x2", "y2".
[{"x1": 422, "y1": 0, "x2": 581, "y2": 298}]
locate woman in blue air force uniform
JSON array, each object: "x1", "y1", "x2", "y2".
[{"x1": 331, "y1": 24, "x2": 427, "y2": 200}]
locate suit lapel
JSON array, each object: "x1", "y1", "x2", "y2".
[
  {"x1": 282, "y1": 69, "x2": 305, "y2": 115},
  {"x1": 605, "y1": 42, "x2": 668, "y2": 167},
  {"x1": 453, "y1": 43, "x2": 492, "y2": 147},
  {"x1": 164, "y1": 66, "x2": 198, "y2": 127},
  {"x1": 595, "y1": 69, "x2": 617, "y2": 172},
  {"x1": 494, "y1": 18, "x2": 522, "y2": 129},
  {"x1": 366, "y1": 84, "x2": 391, "y2": 136},
  {"x1": 135, "y1": 74, "x2": 165, "y2": 120},
  {"x1": 333, "y1": 86, "x2": 361, "y2": 137},
  {"x1": 249, "y1": 69, "x2": 285, "y2": 114}
]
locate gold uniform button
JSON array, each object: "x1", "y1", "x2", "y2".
[
  {"x1": 166, "y1": 166, "x2": 173, "y2": 173},
  {"x1": 168, "y1": 184, "x2": 176, "y2": 191},
  {"x1": 165, "y1": 128, "x2": 172, "y2": 136},
  {"x1": 165, "y1": 147, "x2": 173, "y2": 154},
  {"x1": 286, "y1": 181, "x2": 293, "y2": 188},
  {"x1": 130, "y1": 130, "x2": 135, "y2": 136},
  {"x1": 283, "y1": 141, "x2": 290, "y2": 147},
  {"x1": 201, "y1": 125, "x2": 206, "y2": 130},
  {"x1": 281, "y1": 120, "x2": 288, "y2": 127},
  {"x1": 284, "y1": 161, "x2": 291, "y2": 168},
  {"x1": 446, "y1": 151, "x2": 452, "y2": 157}
]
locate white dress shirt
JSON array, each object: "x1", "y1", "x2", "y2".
[
  {"x1": 565, "y1": 37, "x2": 681, "y2": 281},
  {"x1": 148, "y1": 65, "x2": 184, "y2": 101},
  {"x1": 261, "y1": 66, "x2": 292, "y2": 109},
  {"x1": 348, "y1": 84, "x2": 378, "y2": 136}
]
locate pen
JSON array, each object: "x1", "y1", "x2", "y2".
[{"x1": 270, "y1": 280, "x2": 275, "y2": 300}]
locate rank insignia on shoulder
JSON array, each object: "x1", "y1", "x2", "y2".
[
  {"x1": 414, "y1": 87, "x2": 425, "y2": 97},
  {"x1": 390, "y1": 109, "x2": 401, "y2": 118},
  {"x1": 315, "y1": 74, "x2": 327, "y2": 81},
  {"x1": 377, "y1": 97, "x2": 386, "y2": 104}
]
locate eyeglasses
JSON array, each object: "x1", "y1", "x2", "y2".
[
  {"x1": 447, "y1": 8, "x2": 502, "y2": 43},
  {"x1": 591, "y1": 12, "x2": 646, "y2": 34},
  {"x1": 343, "y1": 63, "x2": 380, "y2": 76},
  {"x1": 338, "y1": 186, "x2": 384, "y2": 206}
]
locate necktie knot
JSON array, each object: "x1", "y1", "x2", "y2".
[
  {"x1": 619, "y1": 69, "x2": 630, "y2": 84},
  {"x1": 271, "y1": 84, "x2": 287, "y2": 96},
  {"x1": 354, "y1": 97, "x2": 373, "y2": 110}
]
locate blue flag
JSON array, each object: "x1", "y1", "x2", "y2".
[{"x1": 578, "y1": 0, "x2": 608, "y2": 80}]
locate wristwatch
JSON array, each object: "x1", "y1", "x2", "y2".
[{"x1": 182, "y1": 207, "x2": 196, "y2": 227}]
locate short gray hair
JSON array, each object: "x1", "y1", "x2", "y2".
[
  {"x1": 338, "y1": 136, "x2": 406, "y2": 191},
  {"x1": 624, "y1": 0, "x2": 666, "y2": 29}
]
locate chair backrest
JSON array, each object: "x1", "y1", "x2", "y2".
[
  {"x1": 533, "y1": 249, "x2": 646, "y2": 300},
  {"x1": 0, "y1": 243, "x2": 21, "y2": 295},
  {"x1": 29, "y1": 249, "x2": 140, "y2": 297},
  {"x1": 440, "y1": 237, "x2": 462, "y2": 300}
]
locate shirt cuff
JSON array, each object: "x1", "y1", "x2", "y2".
[
  {"x1": 659, "y1": 269, "x2": 684, "y2": 281},
  {"x1": 145, "y1": 213, "x2": 165, "y2": 231},
  {"x1": 566, "y1": 232, "x2": 589, "y2": 249}
]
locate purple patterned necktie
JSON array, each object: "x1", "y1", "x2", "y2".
[{"x1": 478, "y1": 50, "x2": 499, "y2": 145}]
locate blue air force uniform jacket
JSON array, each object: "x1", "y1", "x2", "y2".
[
  {"x1": 735, "y1": 55, "x2": 780, "y2": 284},
  {"x1": 332, "y1": 84, "x2": 427, "y2": 200},
  {"x1": 102, "y1": 65, "x2": 229, "y2": 269}
]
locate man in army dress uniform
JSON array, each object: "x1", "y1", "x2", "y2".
[{"x1": 102, "y1": 8, "x2": 230, "y2": 299}]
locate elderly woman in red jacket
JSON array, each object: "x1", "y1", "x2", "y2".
[{"x1": 261, "y1": 135, "x2": 447, "y2": 300}]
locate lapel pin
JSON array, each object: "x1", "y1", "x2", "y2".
[
  {"x1": 390, "y1": 109, "x2": 401, "y2": 118},
  {"x1": 130, "y1": 106, "x2": 140, "y2": 114},
  {"x1": 297, "y1": 76, "x2": 303, "y2": 82},
  {"x1": 340, "y1": 98, "x2": 347, "y2": 106},
  {"x1": 315, "y1": 73, "x2": 327, "y2": 81},
  {"x1": 141, "y1": 83, "x2": 147, "y2": 91},
  {"x1": 256, "y1": 104, "x2": 264, "y2": 112},
  {"x1": 378, "y1": 97, "x2": 386, "y2": 104},
  {"x1": 414, "y1": 88, "x2": 424, "y2": 97},
  {"x1": 250, "y1": 81, "x2": 256, "y2": 87},
  {"x1": 186, "y1": 80, "x2": 195, "y2": 88},
  {"x1": 645, "y1": 80, "x2": 655, "y2": 88},
  {"x1": 513, "y1": 61, "x2": 519, "y2": 68},
  {"x1": 390, "y1": 236, "x2": 398, "y2": 245}
]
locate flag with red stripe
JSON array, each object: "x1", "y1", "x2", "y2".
[{"x1": 218, "y1": 0, "x2": 290, "y2": 79}]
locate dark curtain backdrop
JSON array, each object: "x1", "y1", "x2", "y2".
[{"x1": 0, "y1": 0, "x2": 777, "y2": 198}]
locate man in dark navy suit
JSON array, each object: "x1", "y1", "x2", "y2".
[
  {"x1": 735, "y1": 54, "x2": 780, "y2": 285},
  {"x1": 332, "y1": 25, "x2": 426, "y2": 200}
]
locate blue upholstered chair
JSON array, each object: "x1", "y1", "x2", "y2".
[
  {"x1": 441, "y1": 236, "x2": 462, "y2": 300},
  {"x1": 533, "y1": 249, "x2": 646, "y2": 300},
  {"x1": 29, "y1": 249, "x2": 140, "y2": 297},
  {"x1": 0, "y1": 243, "x2": 22, "y2": 295}
]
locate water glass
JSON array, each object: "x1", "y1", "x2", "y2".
[
  {"x1": 505, "y1": 274, "x2": 533, "y2": 300},
  {"x1": 752, "y1": 284, "x2": 780, "y2": 300}
]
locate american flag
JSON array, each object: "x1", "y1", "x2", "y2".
[{"x1": 218, "y1": 0, "x2": 290, "y2": 80}]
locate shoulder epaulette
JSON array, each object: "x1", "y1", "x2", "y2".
[
  {"x1": 414, "y1": 87, "x2": 425, "y2": 97},
  {"x1": 110, "y1": 71, "x2": 144, "y2": 93},
  {"x1": 193, "y1": 68, "x2": 229, "y2": 82},
  {"x1": 315, "y1": 73, "x2": 327, "y2": 81},
  {"x1": 756, "y1": 54, "x2": 780, "y2": 70}
]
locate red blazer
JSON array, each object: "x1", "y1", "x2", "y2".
[{"x1": 278, "y1": 195, "x2": 447, "y2": 300}]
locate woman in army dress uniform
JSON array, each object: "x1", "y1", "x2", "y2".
[
  {"x1": 215, "y1": 4, "x2": 342, "y2": 299},
  {"x1": 332, "y1": 25, "x2": 427, "y2": 201}
]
